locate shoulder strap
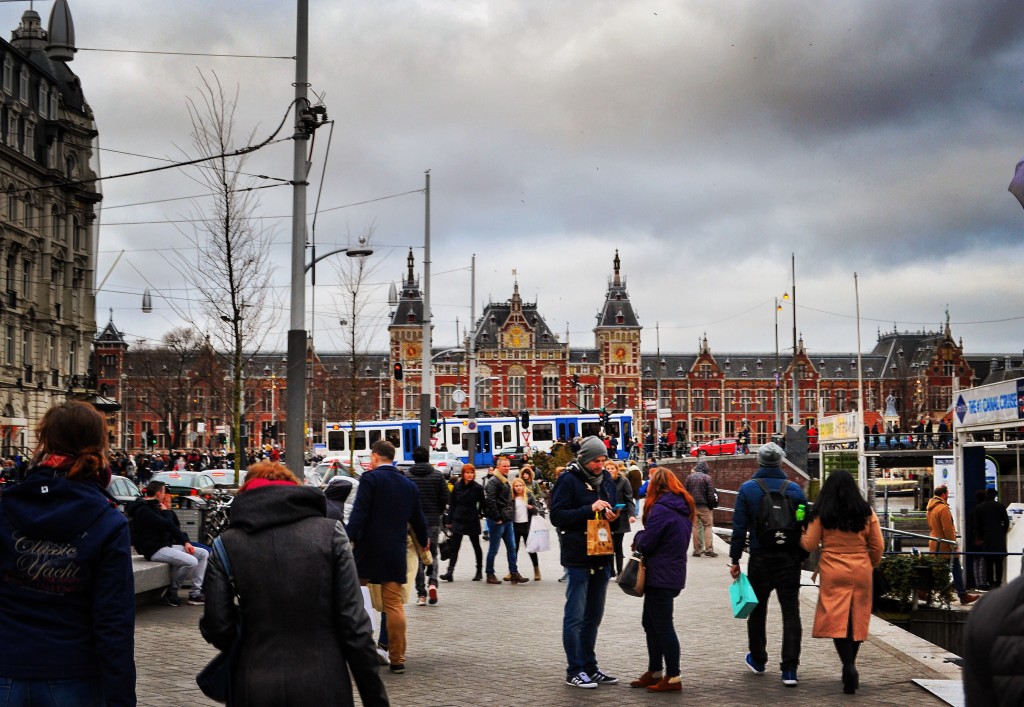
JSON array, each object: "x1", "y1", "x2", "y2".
[
  {"x1": 213, "y1": 535, "x2": 237, "y2": 594},
  {"x1": 754, "y1": 478, "x2": 770, "y2": 497}
]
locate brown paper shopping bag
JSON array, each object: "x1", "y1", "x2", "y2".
[{"x1": 586, "y1": 511, "x2": 614, "y2": 556}]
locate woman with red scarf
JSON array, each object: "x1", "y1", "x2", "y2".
[
  {"x1": 200, "y1": 461, "x2": 388, "y2": 706},
  {"x1": 0, "y1": 400, "x2": 136, "y2": 706}
]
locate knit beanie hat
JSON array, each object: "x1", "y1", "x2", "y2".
[
  {"x1": 757, "y1": 442, "x2": 785, "y2": 467},
  {"x1": 578, "y1": 436, "x2": 608, "y2": 465}
]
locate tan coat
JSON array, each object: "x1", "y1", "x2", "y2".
[
  {"x1": 800, "y1": 511, "x2": 884, "y2": 641},
  {"x1": 926, "y1": 496, "x2": 957, "y2": 553}
]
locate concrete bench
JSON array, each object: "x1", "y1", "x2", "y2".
[{"x1": 132, "y1": 554, "x2": 171, "y2": 604}]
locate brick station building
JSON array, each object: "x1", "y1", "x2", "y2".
[{"x1": 95, "y1": 250, "x2": 1008, "y2": 454}]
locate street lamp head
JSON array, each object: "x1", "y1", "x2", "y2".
[{"x1": 345, "y1": 248, "x2": 374, "y2": 258}]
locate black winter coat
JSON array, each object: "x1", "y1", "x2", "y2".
[
  {"x1": 447, "y1": 479, "x2": 484, "y2": 535},
  {"x1": 405, "y1": 462, "x2": 449, "y2": 530},
  {"x1": 963, "y1": 573, "x2": 1024, "y2": 706},
  {"x1": 484, "y1": 474, "x2": 514, "y2": 523},
  {"x1": 125, "y1": 497, "x2": 188, "y2": 559},
  {"x1": 549, "y1": 462, "x2": 617, "y2": 568},
  {"x1": 973, "y1": 500, "x2": 1010, "y2": 552},
  {"x1": 200, "y1": 485, "x2": 388, "y2": 707}
]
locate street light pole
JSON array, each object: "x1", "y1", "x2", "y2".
[
  {"x1": 420, "y1": 171, "x2": 432, "y2": 448},
  {"x1": 790, "y1": 253, "x2": 799, "y2": 426},
  {"x1": 774, "y1": 298, "x2": 781, "y2": 437}
]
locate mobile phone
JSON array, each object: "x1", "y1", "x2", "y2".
[{"x1": 614, "y1": 503, "x2": 626, "y2": 510}]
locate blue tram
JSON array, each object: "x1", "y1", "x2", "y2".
[{"x1": 323, "y1": 409, "x2": 635, "y2": 468}]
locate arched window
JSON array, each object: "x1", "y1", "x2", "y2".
[
  {"x1": 50, "y1": 206, "x2": 60, "y2": 240},
  {"x1": 65, "y1": 153, "x2": 76, "y2": 179},
  {"x1": 6, "y1": 185, "x2": 16, "y2": 221},
  {"x1": 72, "y1": 216, "x2": 81, "y2": 250}
]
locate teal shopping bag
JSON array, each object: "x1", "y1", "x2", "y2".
[{"x1": 730, "y1": 573, "x2": 759, "y2": 619}]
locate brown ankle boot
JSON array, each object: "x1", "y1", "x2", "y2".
[
  {"x1": 629, "y1": 671, "x2": 660, "y2": 688},
  {"x1": 534, "y1": 567, "x2": 541, "y2": 581},
  {"x1": 508, "y1": 571, "x2": 530, "y2": 584},
  {"x1": 647, "y1": 676, "x2": 682, "y2": 693}
]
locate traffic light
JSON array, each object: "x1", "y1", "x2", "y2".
[
  {"x1": 600, "y1": 410, "x2": 611, "y2": 429},
  {"x1": 218, "y1": 433, "x2": 227, "y2": 445},
  {"x1": 147, "y1": 430, "x2": 157, "y2": 446},
  {"x1": 393, "y1": 362, "x2": 403, "y2": 381},
  {"x1": 268, "y1": 424, "x2": 278, "y2": 439},
  {"x1": 429, "y1": 407, "x2": 438, "y2": 425},
  {"x1": 519, "y1": 409, "x2": 530, "y2": 427}
]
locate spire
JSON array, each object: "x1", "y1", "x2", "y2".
[
  {"x1": 405, "y1": 248, "x2": 415, "y2": 286},
  {"x1": 613, "y1": 250, "x2": 621, "y2": 287},
  {"x1": 944, "y1": 305, "x2": 951, "y2": 338},
  {"x1": 46, "y1": 0, "x2": 76, "y2": 61}
]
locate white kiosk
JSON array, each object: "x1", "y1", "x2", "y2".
[{"x1": 953, "y1": 377, "x2": 1024, "y2": 583}]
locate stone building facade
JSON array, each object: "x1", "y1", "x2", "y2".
[{"x1": 0, "y1": 2, "x2": 100, "y2": 455}]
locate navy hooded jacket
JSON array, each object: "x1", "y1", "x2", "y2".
[{"x1": 0, "y1": 466, "x2": 136, "y2": 706}]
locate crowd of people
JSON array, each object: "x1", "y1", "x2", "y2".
[{"x1": 3, "y1": 399, "x2": 1023, "y2": 705}]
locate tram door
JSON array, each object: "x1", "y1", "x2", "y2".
[
  {"x1": 557, "y1": 420, "x2": 578, "y2": 443},
  {"x1": 474, "y1": 423, "x2": 494, "y2": 467}
]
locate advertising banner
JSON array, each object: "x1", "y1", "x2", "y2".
[{"x1": 953, "y1": 378, "x2": 1022, "y2": 428}]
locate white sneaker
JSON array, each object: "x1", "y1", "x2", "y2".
[{"x1": 375, "y1": 647, "x2": 390, "y2": 666}]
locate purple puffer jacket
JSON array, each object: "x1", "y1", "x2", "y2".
[{"x1": 632, "y1": 493, "x2": 693, "y2": 591}]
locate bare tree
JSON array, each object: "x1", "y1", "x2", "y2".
[
  {"x1": 331, "y1": 226, "x2": 385, "y2": 469},
  {"x1": 171, "y1": 71, "x2": 276, "y2": 482},
  {"x1": 129, "y1": 328, "x2": 216, "y2": 449}
]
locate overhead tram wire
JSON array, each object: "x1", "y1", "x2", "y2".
[
  {"x1": 24, "y1": 97, "x2": 303, "y2": 194},
  {"x1": 78, "y1": 47, "x2": 294, "y2": 60}
]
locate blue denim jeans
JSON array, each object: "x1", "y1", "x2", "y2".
[
  {"x1": 562, "y1": 564, "x2": 611, "y2": 679},
  {"x1": 0, "y1": 678, "x2": 104, "y2": 706},
  {"x1": 485, "y1": 519, "x2": 517, "y2": 576}
]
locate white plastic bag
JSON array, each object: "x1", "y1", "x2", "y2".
[{"x1": 526, "y1": 515, "x2": 551, "y2": 553}]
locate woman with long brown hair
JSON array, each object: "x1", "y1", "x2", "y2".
[
  {"x1": 629, "y1": 467, "x2": 694, "y2": 693},
  {"x1": 200, "y1": 461, "x2": 388, "y2": 706},
  {"x1": 0, "y1": 400, "x2": 136, "y2": 706}
]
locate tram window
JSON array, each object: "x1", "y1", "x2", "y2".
[
  {"x1": 607, "y1": 421, "x2": 620, "y2": 437},
  {"x1": 494, "y1": 431, "x2": 503, "y2": 448},
  {"x1": 385, "y1": 428, "x2": 401, "y2": 447},
  {"x1": 353, "y1": 430, "x2": 367, "y2": 451},
  {"x1": 451, "y1": 427, "x2": 461, "y2": 445},
  {"x1": 369, "y1": 430, "x2": 382, "y2": 446},
  {"x1": 501, "y1": 425, "x2": 512, "y2": 441},
  {"x1": 327, "y1": 430, "x2": 346, "y2": 451},
  {"x1": 581, "y1": 422, "x2": 601, "y2": 437},
  {"x1": 532, "y1": 423, "x2": 553, "y2": 442},
  {"x1": 569, "y1": 422, "x2": 577, "y2": 438}
]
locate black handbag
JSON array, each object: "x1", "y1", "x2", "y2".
[
  {"x1": 617, "y1": 551, "x2": 646, "y2": 597},
  {"x1": 196, "y1": 536, "x2": 240, "y2": 703}
]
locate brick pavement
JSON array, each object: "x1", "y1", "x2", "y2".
[{"x1": 135, "y1": 530, "x2": 952, "y2": 706}]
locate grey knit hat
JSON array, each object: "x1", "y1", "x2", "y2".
[
  {"x1": 693, "y1": 460, "x2": 711, "y2": 475},
  {"x1": 757, "y1": 442, "x2": 785, "y2": 467},
  {"x1": 578, "y1": 436, "x2": 608, "y2": 465}
]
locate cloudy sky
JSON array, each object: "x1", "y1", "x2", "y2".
[{"x1": 11, "y1": 1, "x2": 1024, "y2": 357}]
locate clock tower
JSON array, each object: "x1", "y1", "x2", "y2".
[
  {"x1": 388, "y1": 249, "x2": 427, "y2": 415},
  {"x1": 595, "y1": 251, "x2": 642, "y2": 411}
]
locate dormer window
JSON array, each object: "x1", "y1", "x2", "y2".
[
  {"x1": 835, "y1": 368, "x2": 843, "y2": 377},
  {"x1": 615, "y1": 309, "x2": 624, "y2": 324},
  {"x1": 756, "y1": 358, "x2": 763, "y2": 368},
  {"x1": 406, "y1": 312, "x2": 417, "y2": 323}
]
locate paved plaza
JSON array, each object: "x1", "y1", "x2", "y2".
[{"x1": 136, "y1": 530, "x2": 959, "y2": 706}]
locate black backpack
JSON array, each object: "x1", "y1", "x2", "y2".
[{"x1": 753, "y1": 479, "x2": 799, "y2": 551}]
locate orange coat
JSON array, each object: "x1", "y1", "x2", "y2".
[
  {"x1": 800, "y1": 511, "x2": 884, "y2": 641},
  {"x1": 925, "y1": 496, "x2": 957, "y2": 553}
]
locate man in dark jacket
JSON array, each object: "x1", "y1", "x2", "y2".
[
  {"x1": 126, "y1": 480, "x2": 208, "y2": 607},
  {"x1": 483, "y1": 456, "x2": 529, "y2": 584},
  {"x1": 973, "y1": 488, "x2": 1010, "y2": 589},
  {"x1": 347, "y1": 440, "x2": 428, "y2": 674},
  {"x1": 405, "y1": 445, "x2": 449, "y2": 605},
  {"x1": 729, "y1": 442, "x2": 807, "y2": 687},
  {"x1": 963, "y1": 572, "x2": 1024, "y2": 706},
  {"x1": 549, "y1": 436, "x2": 620, "y2": 689}
]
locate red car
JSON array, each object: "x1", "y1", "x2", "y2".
[{"x1": 690, "y1": 438, "x2": 738, "y2": 457}]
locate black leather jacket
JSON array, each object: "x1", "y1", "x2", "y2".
[{"x1": 484, "y1": 474, "x2": 514, "y2": 523}]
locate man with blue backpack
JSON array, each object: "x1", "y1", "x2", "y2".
[{"x1": 729, "y1": 442, "x2": 808, "y2": 687}]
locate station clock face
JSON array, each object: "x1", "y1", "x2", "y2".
[
  {"x1": 404, "y1": 342, "x2": 422, "y2": 359},
  {"x1": 613, "y1": 345, "x2": 629, "y2": 362},
  {"x1": 504, "y1": 325, "x2": 526, "y2": 348}
]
